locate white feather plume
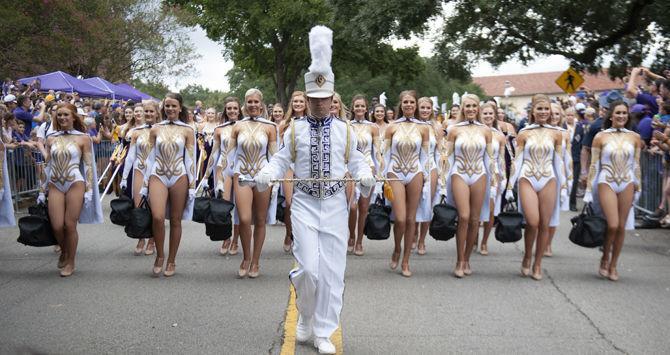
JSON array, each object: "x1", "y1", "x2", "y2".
[
  {"x1": 452, "y1": 92, "x2": 460, "y2": 106},
  {"x1": 308, "y1": 26, "x2": 333, "y2": 75}
]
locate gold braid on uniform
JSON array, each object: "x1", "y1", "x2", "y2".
[{"x1": 585, "y1": 147, "x2": 601, "y2": 194}]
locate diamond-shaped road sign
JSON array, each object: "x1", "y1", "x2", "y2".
[{"x1": 555, "y1": 68, "x2": 584, "y2": 94}]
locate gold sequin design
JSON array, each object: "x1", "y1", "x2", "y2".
[
  {"x1": 353, "y1": 123, "x2": 374, "y2": 167},
  {"x1": 50, "y1": 136, "x2": 80, "y2": 185},
  {"x1": 155, "y1": 125, "x2": 185, "y2": 179},
  {"x1": 391, "y1": 124, "x2": 420, "y2": 176},
  {"x1": 237, "y1": 122, "x2": 267, "y2": 178},
  {"x1": 454, "y1": 126, "x2": 485, "y2": 176},
  {"x1": 135, "y1": 129, "x2": 152, "y2": 170},
  {"x1": 522, "y1": 129, "x2": 554, "y2": 180},
  {"x1": 601, "y1": 134, "x2": 634, "y2": 185}
]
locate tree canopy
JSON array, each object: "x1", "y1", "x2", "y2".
[
  {"x1": 169, "y1": 0, "x2": 442, "y2": 106},
  {"x1": 436, "y1": 0, "x2": 670, "y2": 80},
  {"x1": 0, "y1": 0, "x2": 196, "y2": 82}
]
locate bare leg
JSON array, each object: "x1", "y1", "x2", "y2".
[
  {"x1": 348, "y1": 199, "x2": 358, "y2": 252},
  {"x1": 480, "y1": 198, "x2": 494, "y2": 255},
  {"x1": 48, "y1": 185, "x2": 66, "y2": 270},
  {"x1": 417, "y1": 169, "x2": 438, "y2": 255},
  {"x1": 519, "y1": 179, "x2": 539, "y2": 277},
  {"x1": 250, "y1": 186, "x2": 271, "y2": 276},
  {"x1": 165, "y1": 176, "x2": 188, "y2": 275},
  {"x1": 234, "y1": 178, "x2": 254, "y2": 276},
  {"x1": 148, "y1": 176, "x2": 168, "y2": 275},
  {"x1": 388, "y1": 175, "x2": 406, "y2": 271},
  {"x1": 221, "y1": 173, "x2": 234, "y2": 252},
  {"x1": 545, "y1": 227, "x2": 556, "y2": 256},
  {"x1": 532, "y1": 179, "x2": 557, "y2": 280},
  {"x1": 401, "y1": 174, "x2": 423, "y2": 276},
  {"x1": 463, "y1": 176, "x2": 487, "y2": 275},
  {"x1": 61, "y1": 182, "x2": 85, "y2": 276},
  {"x1": 354, "y1": 193, "x2": 371, "y2": 255}
]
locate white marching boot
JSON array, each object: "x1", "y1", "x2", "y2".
[
  {"x1": 295, "y1": 315, "x2": 313, "y2": 343},
  {"x1": 314, "y1": 337, "x2": 336, "y2": 354}
]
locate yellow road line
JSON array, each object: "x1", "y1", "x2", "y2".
[{"x1": 280, "y1": 281, "x2": 343, "y2": 354}]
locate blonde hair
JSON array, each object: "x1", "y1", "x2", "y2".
[
  {"x1": 480, "y1": 102, "x2": 499, "y2": 129},
  {"x1": 550, "y1": 102, "x2": 565, "y2": 127},
  {"x1": 142, "y1": 100, "x2": 160, "y2": 116},
  {"x1": 242, "y1": 88, "x2": 266, "y2": 117},
  {"x1": 457, "y1": 94, "x2": 481, "y2": 122},
  {"x1": 285, "y1": 91, "x2": 310, "y2": 120},
  {"x1": 417, "y1": 97, "x2": 435, "y2": 121},
  {"x1": 332, "y1": 92, "x2": 347, "y2": 119},
  {"x1": 529, "y1": 94, "x2": 552, "y2": 124}
]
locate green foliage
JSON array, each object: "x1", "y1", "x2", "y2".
[
  {"x1": 170, "y1": 0, "x2": 442, "y2": 106},
  {"x1": 179, "y1": 84, "x2": 231, "y2": 110},
  {"x1": 131, "y1": 79, "x2": 171, "y2": 100},
  {"x1": 335, "y1": 56, "x2": 482, "y2": 110},
  {"x1": 437, "y1": 0, "x2": 670, "y2": 80},
  {"x1": 0, "y1": 0, "x2": 196, "y2": 82}
]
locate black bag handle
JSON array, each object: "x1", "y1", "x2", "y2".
[
  {"x1": 139, "y1": 196, "x2": 151, "y2": 211},
  {"x1": 503, "y1": 200, "x2": 518, "y2": 212}
]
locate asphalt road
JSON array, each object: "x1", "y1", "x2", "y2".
[{"x1": 1, "y1": 200, "x2": 669, "y2": 354}]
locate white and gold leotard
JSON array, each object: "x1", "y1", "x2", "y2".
[
  {"x1": 383, "y1": 117, "x2": 428, "y2": 185},
  {"x1": 121, "y1": 125, "x2": 152, "y2": 188},
  {"x1": 518, "y1": 127, "x2": 558, "y2": 192},
  {"x1": 46, "y1": 133, "x2": 86, "y2": 193},
  {"x1": 233, "y1": 117, "x2": 277, "y2": 181},
  {"x1": 143, "y1": 121, "x2": 196, "y2": 189},
  {"x1": 588, "y1": 129, "x2": 641, "y2": 194}
]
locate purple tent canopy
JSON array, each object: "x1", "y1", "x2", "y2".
[
  {"x1": 83, "y1": 77, "x2": 142, "y2": 101},
  {"x1": 18, "y1": 71, "x2": 111, "y2": 98},
  {"x1": 115, "y1": 83, "x2": 158, "y2": 101}
]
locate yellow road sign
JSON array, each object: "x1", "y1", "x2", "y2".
[{"x1": 555, "y1": 68, "x2": 584, "y2": 94}]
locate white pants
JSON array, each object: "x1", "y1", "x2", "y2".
[{"x1": 289, "y1": 191, "x2": 348, "y2": 338}]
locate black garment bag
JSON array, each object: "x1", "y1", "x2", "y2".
[
  {"x1": 18, "y1": 202, "x2": 57, "y2": 247},
  {"x1": 569, "y1": 203, "x2": 606, "y2": 248},
  {"x1": 110, "y1": 191, "x2": 134, "y2": 226},
  {"x1": 364, "y1": 196, "x2": 392, "y2": 240},
  {"x1": 125, "y1": 196, "x2": 152, "y2": 239},
  {"x1": 495, "y1": 201, "x2": 524, "y2": 243},
  {"x1": 429, "y1": 196, "x2": 458, "y2": 241}
]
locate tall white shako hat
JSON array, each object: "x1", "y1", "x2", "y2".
[{"x1": 304, "y1": 26, "x2": 335, "y2": 98}]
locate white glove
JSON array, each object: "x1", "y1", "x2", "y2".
[
  {"x1": 188, "y1": 188, "x2": 195, "y2": 201},
  {"x1": 373, "y1": 181, "x2": 383, "y2": 194},
  {"x1": 255, "y1": 170, "x2": 272, "y2": 192},
  {"x1": 200, "y1": 179, "x2": 209, "y2": 190},
  {"x1": 634, "y1": 190, "x2": 640, "y2": 204},
  {"x1": 583, "y1": 191, "x2": 593, "y2": 203},
  {"x1": 84, "y1": 191, "x2": 92, "y2": 204},
  {"x1": 120, "y1": 180, "x2": 127, "y2": 190},
  {"x1": 560, "y1": 188, "x2": 569, "y2": 205},
  {"x1": 490, "y1": 187, "x2": 496, "y2": 199},
  {"x1": 360, "y1": 175, "x2": 376, "y2": 188},
  {"x1": 37, "y1": 193, "x2": 46, "y2": 204},
  {"x1": 140, "y1": 186, "x2": 148, "y2": 198},
  {"x1": 505, "y1": 189, "x2": 514, "y2": 202}
]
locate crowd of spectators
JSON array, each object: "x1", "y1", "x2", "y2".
[{"x1": 2, "y1": 66, "x2": 670, "y2": 225}]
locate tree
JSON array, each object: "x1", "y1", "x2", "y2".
[
  {"x1": 131, "y1": 79, "x2": 171, "y2": 100},
  {"x1": 0, "y1": 0, "x2": 197, "y2": 82},
  {"x1": 435, "y1": 0, "x2": 670, "y2": 80},
  {"x1": 179, "y1": 84, "x2": 230, "y2": 110},
  {"x1": 170, "y1": 0, "x2": 441, "y2": 106}
]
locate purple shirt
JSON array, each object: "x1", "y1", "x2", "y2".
[
  {"x1": 637, "y1": 115, "x2": 653, "y2": 144},
  {"x1": 13, "y1": 107, "x2": 33, "y2": 136}
]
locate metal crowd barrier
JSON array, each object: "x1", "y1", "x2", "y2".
[
  {"x1": 4, "y1": 142, "x2": 668, "y2": 213},
  {"x1": 7, "y1": 141, "x2": 117, "y2": 209},
  {"x1": 636, "y1": 150, "x2": 666, "y2": 213}
]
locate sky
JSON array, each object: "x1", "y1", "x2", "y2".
[{"x1": 165, "y1": 26, "x2": 571, "y2": 93}]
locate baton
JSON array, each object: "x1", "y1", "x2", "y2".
[
  {"x1": 238, "y1": 176, "x2": 401, "y2": 184},
  {"x1": 97, "y1": 161, "x2": 113, "y2": 185},
  {"x1": 99, "y1": 163, "x2": 123, "y2": 202}
]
